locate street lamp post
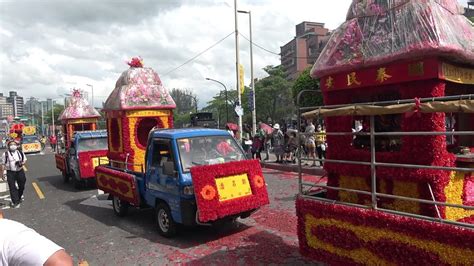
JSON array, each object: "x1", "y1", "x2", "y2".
[
  {"x1": 238, "y1": 10, "x2": 257, "y2": 136},
  {"x1": 205, "y1": 78, "x2": 229, "y2": 123},
  {"x1": 86, "y1": 84, "x2": 94, "y2": 108},
  {"x1": 41, "y1": 102, "x2": 44, "y2": 135},
  {"x1": 234, "y1": 0, "x2": 243, "y2": 140}
]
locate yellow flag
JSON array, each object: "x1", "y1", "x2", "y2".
[{"x1": 239, "y1": 64, "x2": 245, "y2": 94}]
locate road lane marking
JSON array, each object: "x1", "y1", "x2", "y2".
[{"x1": 32, "y1": 182, "x2": 45, "y2": 199}]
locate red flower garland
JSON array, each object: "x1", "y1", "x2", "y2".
[
  {"x1": 296, "y1": 197, "x2": 474, "y2": 264},
  {"x1": 190, "y1": 159, "x2": 269, "y2": 222}
]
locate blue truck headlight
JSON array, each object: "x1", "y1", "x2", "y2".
[{"x1": 183, "y1": 186, "x2": 194, "y2": 195}]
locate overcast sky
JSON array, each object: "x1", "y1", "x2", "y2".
[{"x1": 0, "y1": 0, "x2": 470, "y2": 108}]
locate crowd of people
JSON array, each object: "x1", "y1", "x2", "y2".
[{"x1": 236, "y1": 120, "x2": 326, "y2": 166}]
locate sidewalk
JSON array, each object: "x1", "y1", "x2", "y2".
[{"x1": 258, "y1": 153, "x2": 326, "y2": 176}]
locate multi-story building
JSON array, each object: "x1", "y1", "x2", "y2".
[
  {"x1": 0, "y1": 93, "x2": 13, "y2": 120},
  {"x1": 40, "y1": 98, "x2": 54, "y2": 115},
  {"x1": 24, "y1": 97, "x2": 42, "y2": 115},
  {"x1": 280, "y1": 21, "x2": 331, "y2": 80},
  {"x1": 6, "y1": 91, "x2": 24, "y2": 117}
]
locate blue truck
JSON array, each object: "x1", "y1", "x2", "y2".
[
  {"x1": 56, "y1": 130, "x2": 109, "y2": 189},
  {"x1": 95, "y1": 128, "x2": 269, "y2": 237}
]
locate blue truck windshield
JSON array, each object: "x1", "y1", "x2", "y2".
[
  {"x1": 177, "y1": 135, "x2": 245, "y2": 172},
  {"x1": 22, "y1": 136, "x2": 39, "y2": 144},
  {"x1": 77, "y1": 137, "x2": 108, "y2": 152}
]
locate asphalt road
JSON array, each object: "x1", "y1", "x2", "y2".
[{"x1": 1, "y1": 148, "x2": 322, "y2": 265}]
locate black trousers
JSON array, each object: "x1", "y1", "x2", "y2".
[
  {"x1": 316, "y1": 146, "x2": 326, "y2": 166},
  {"x1": 7, "y1": 169, "x2": 26, "y2": 204}
]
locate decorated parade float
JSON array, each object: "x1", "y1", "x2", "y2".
[
  {"x1": 55, "y1": 89, "x2": 108, "y2": 188},
  {"x1": 296, "y1": 0, "x2": 474, "y2": 264},
  {"x1": 101, "y1": 57, "x2": 176, "y2": 172},
  {"x1": 94, "y1": 58, "x2": 269, "y2": 237}
]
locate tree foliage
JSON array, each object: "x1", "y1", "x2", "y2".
[
  {"x1": 170, "y1": 88, "x2": 198, "y2": 114},
  {"x1": 169, "y1": 88, "x2": 199, "y2": 128},
  {"x1": 202, "y1": 89, "x2": 239, "y2": 128},
  {"x1": 252, "y1": 65, "x2": 294, "y2": 124},
  {"x1": 202, "y1": 65, "x2": 296, "y2": 128},
  {"x1": 291, "y1": 67, "x2": 323, "y2": 108},
  {"x1": 43, "y1": 104, "x2": 65, "y2": 126}
]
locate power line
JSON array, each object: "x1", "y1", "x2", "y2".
[
  {"x1": 163, "y1": 31, "x2": 235, "y2": 76},
  {"x1": 239, "y1": 32, "x2": 323, "y2": 60},
  {"x1": 239, "y1": 33, "x2": 280, "y2": 56}
]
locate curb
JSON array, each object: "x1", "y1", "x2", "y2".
[{"x1": 261, "y1": 162, "x2": 326, "y2": 176}]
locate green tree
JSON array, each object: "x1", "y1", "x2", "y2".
[
  {"x1": 291, "y1": 67, "x2": 323, "y2": 108},
  {"x1": 203, "y1": 65, "x2": 294, "y2": 128},
  {"x1": 169, "y1": 88, "x2": 198, "y2": 128},
  {"x1": 469, "y1": 17, "x2": 474, "y2": 23},
  {"x1": 253, "y1": 65, "x2": 294, "y2": 124},
  {"x1": 44, "y1": 104, "x2": 65, "y2": 127},
  {"x1": 202, "y1": 89, "x2": 239, "y2": 127},
  {"x1": 170, "y1": 88, "x2": 198, "y2": 114}
]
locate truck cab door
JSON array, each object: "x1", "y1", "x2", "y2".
[{"x1": 148, "y1": 139, "x2": 179, "y2": 194}]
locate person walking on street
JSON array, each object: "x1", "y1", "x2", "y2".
[
  {"x1": 305, "y1": 120, "x2": 317, "y2": 167},
  {"x1": 272, "y1": 124, "x2": 285, "y2": 163},
  {"x1": 0, "y1": 140, "x2": 27, "y2": 208},
  {"x1": 40, "y1": 135, "x2": 47, "y2": 151},
  {"x1": 251, "y1": 124, "x2": 265, "y2": 160},
  {"x1": 315, "y1": 124, "x2": 327, "y2": 166},
  {"x1": 49, "y1": 135, "x2": 57, "y2": 152}
]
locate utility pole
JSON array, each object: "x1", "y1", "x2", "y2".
[
  {"x1": 238, "y1": 10, "x2": 256, "y2": 136},
  {"x1": 41, "y1": 102, "x2": 44, "y2": 135},
  {"x1": 234, "y1": 0, "x2": 243, "y2": 140}
]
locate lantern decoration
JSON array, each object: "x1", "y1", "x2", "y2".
[{"x1": 103, "y1": 58, "x2": 176, "y2": 172}]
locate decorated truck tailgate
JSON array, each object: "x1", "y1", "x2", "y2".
[
  {"x1": 190, "y1": 159, "x2": 269, "y2": 222},
  {"x1": 77, "y1": 150, "x2": 108, "y2": 178},
  {"x1": 95, "y1": 166, "x2": 140, "y2": 206},
  {"x1": 55, "y1": 154, "x2": 67, "y2": 172}
]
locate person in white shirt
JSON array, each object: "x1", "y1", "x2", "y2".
[
  {"x1": 0, "y1": 211, "x2": 73, "y2": 266},
  {"x1": 0, "y1": 140, "x2": 27, "y2": 208}
]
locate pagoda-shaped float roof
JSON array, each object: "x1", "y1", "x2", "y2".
[
  {"x1": 59, "y1": 89, "x2": 100, "y2": 121},
  {"x1": 103, "y1": 61, "x2": 176, "y2": 111},
  {"x1": 311, "y1": 0, "x2": 474, "y2": 78}
]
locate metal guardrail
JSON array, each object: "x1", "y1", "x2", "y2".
[{"x1": 296, "y1": 93, "x2": 474, "y2": 229}]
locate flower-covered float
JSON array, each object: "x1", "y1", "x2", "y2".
[
  {"x1": 102, "y1": 57, "x2": 176, "y2": 172},
  {"x1": 55, "y1": 89, "x2": 109, "y2": 188},
  {"x1": 297, "y1": 0, "x2": 474, "y2": 264},
  {"x1": 58, "y1": 89, "x2": 101, "y2": 146},
  {"x1": 94, "y1": 58, "x2": 268, "y2": 236}
]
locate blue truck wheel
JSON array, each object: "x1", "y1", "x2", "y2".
[{"x1": 155, "y1": 203, "x2": 177, "y2": 238}]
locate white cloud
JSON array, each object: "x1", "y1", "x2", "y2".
[{"x1": 0, "y1": 0, "x2": 470, "y2": 108}]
